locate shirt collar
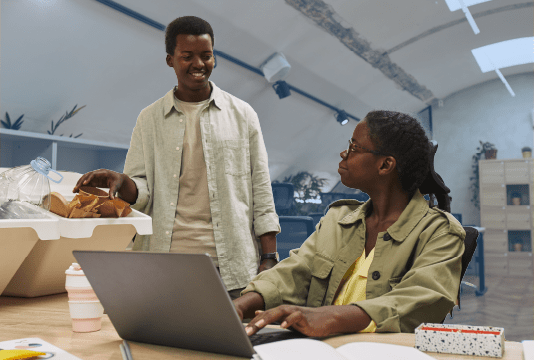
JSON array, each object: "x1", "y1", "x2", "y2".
[
  {"x1": 163, "y1": 81, "x2": 223, "y2": 117},
  {"x1": 338, "y1": 190, "x2": 429, "y2": 242}
]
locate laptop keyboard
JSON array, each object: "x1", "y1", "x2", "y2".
[{"x1": 249, "y1": 330, "x2": 307, "y2": 346}]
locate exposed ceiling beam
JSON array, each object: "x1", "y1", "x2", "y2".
[{"x1": 285, "y1": 0, "x2": 434, "y2": 103}]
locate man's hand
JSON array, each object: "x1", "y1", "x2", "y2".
[
  {"x1": 258, "y1": 258, "x2": 277, "y2": 273},
  {"x1": 245, "y1": 305, "x2": 337, "y2": 337},
  {"x1": 73, "y1": 169, "x2": 137, "y2": 203}
]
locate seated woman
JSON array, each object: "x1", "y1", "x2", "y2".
[{"x1": 233, "y1": 110, "x2": 465, "y2": 337}]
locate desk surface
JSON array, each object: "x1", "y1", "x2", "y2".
[{"x1": 0, "y1": 294, "x2": 524, "y2": 360}]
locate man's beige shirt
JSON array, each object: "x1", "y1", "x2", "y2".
[
  {"x1": 125, "y1": 82, "x2": 280, "y2": 290},
  {"x1": 170, "y1": 97, "x2": 218, "y2": 266}
]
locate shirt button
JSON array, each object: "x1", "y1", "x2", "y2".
[
  {"x1": 170, "y1": 202, "x2": 174, "y2": 206},
  {"x1": 165, "y1": 231, "x2": 169, "y2": 235},
  {"x1": 179, "y1": 119, "x2": 183, "y2": 123},
  {"x1": 176, "y1": 147, "x2": 180, "y2": 151},
  {"x1": 173, "y1": 174, "x2": 177, "y2": 178},
  {"x1": 383, "y1": 233, "x2": 391, "y2": 241},
  {"x1": 372, "y1": 271, "x2": 381, "y2": 280}
]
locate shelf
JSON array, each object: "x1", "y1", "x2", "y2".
[
  {"x1": 508, "y1": 230, "x2": 532, "y2": 252},
  {"x1": 0, "y1": 129, "x2": 128, "y2": 174},
  {"x1": 506, "y1": 184, "x2": 530, "y2": 205}
]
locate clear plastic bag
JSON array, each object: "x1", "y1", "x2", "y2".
[{"x1": 0, "y1": 157, "x2": 63, "y2": 213}]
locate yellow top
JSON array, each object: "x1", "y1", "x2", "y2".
[{"x1": 333, "y1": 248, "x2": 377, "y2": 333}]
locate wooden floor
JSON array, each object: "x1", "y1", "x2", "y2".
[{"x1": 444, "y1": 273, "x2": 534, "y2": 342}]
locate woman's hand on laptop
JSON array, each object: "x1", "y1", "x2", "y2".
[
  {"x1": 245, "y1": 305, "x2": 336, "y2": 337},
  {"x1": 233, "y1": 292, "x2": 266, "y2": 321},
  {"x1": 244, "y1": 305, "x2": 373, "y2": 337}
]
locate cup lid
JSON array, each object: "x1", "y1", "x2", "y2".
[{"x1": 65, "y1": 263, "x2": 85, "y2": 275}]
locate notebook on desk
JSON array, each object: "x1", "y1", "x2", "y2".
[{"x1": 73, "y1": 251, "x2": 305, "y2": 358}]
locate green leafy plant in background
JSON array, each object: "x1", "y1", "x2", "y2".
[
  {"x1": 469, "y1": 141, "x2": 496, "y2": 210},
  {"x1": 277, "y1": 171, "x2": 328, "y2": 215},
  {"x1": 1, "y1": 112, "x2": 24, "y2": 130},
  {"x1": 48, "y1": 104, "x2": 86, "y2": 138}
]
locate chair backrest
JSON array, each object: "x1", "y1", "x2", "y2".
[
  {"x1": 277, "y1": 216, "x2": 314, "y2": 260},
  {"x1": 320, "y1": 192, "x2": 369, "y2": 214},
  {"x1": 271, "y1": 183, "x2": 295, "y2": 213},
  {"x1": 461, "y1": 226, "x2": 479, "y2": 282},
  {"x1": 451, "y1": 213, "x2": 463, "y2": 225},
  {"x1": 441, "y1": 226, "x2": 479, "y2": 322},
  {"x1": 306, "y1": 212, "x2": 323, "y2": 227}
]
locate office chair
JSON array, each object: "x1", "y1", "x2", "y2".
[
  {"x1": 277, "y1": 216, "x2": 315, "y2": 260},
  {"x1": 319, "y1": 191, "x2": 369, "y2": 215},
  {"x1": 271, "y1": 183, "x2": 295, "y2": 215},
  {"x1": 457, "y1": 226, "x2": 479, "y2": 305},
  {"x1": 442, "y1": 226, "x2": 478, "y2": 323}
]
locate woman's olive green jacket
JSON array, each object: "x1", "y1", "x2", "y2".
[{"x1": 242, "y1": 190, "x2": 465, "y2": 333}]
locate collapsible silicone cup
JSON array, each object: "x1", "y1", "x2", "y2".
[
  {"x1": 65, "y1": 268, "x2": 99, "y2": 301},
  {"x1": 68, "y1": 300, "x2": 104, "y2": 332}
]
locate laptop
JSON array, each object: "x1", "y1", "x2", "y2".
[{"x1": 73, "y1": 251, "x2": 305, "y2": 358}]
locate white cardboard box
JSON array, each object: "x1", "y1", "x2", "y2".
[
  {"x1": 415, "y1": 323, "x2": 505, "y2": 358},
  {"x1": 0, "y1": 169, "x2": 153, "y2": 297},
  {"x1": 2, "y1": 209, "x2": 152, "y2": 297},
  {"x1": 0, "y1": 203, "x2": 60, "y2": 295}
]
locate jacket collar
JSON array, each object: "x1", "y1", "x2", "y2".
[
  {"x1": 163, "y1": 81, "x2": 223, "y2": 117},
  {"x1": 338, "y1": 190, "x2": 429, "y2": 242}
]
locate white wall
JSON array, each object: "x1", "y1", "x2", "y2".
[{"x1": 433, "y1": 72, "x2": 534, "y2": 226}]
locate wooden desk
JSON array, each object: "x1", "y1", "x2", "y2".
[{"x1": 0, "y1": 294, "x2": 524, "y2": 359}]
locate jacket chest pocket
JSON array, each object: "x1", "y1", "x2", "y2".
[
  {"x1": 222, "y1": 139, "x2": 249, "y2": 176},
  {"x1": 307, "y1": 255, "x2": 334, "y2": 307}
]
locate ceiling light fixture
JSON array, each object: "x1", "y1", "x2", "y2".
[
  {"x1": 444, "y1": 0, "x2": 491, "y2": 34},
  {"x1": 471, "y1": 37, "x2": 534, "y2": 97},
  {"x1": 336, "y1": 110, "x2": 349, "y2": 126},
  {"x1": 272, "y1": 81, "x2": 291, "y2": 99}
]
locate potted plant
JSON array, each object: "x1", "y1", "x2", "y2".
[
  {"x1": 522, "y1": 146, "x2": 532, "y2": 159},
  {"x1": 481, "y1": 141, "x2": 497, "y2": 159},
  {"x1": 1, "y1": 112, "x2": 24, "y2": 130},
  {"x1": 469, "y1": 141, "x2": 497, "y2": 210},
  {"x1": 275, "y1": 171, "x2": 328, "y2": 215}
]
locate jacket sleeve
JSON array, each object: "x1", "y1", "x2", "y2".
[
  {"x1": 246, "y1": 105, "x2": 280, "y2": 237},
  {"x1": 356, "y1": 223, "x2": 465, "y2": 333},
  {"x1": 241, "y1": 225, "x2": 322, "y2": 309},
  {"x1": 123, "y1": 113, "x2": 150, "y2": 211}
]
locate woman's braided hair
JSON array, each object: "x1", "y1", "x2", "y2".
[{"x1": 365, "y1": 110, "x2": 432, "y2": 199}]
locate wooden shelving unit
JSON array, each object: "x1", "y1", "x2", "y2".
[{"x1": 479, "y1": 158, "x2": 533, "y2": 277}]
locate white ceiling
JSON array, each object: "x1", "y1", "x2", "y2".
[
  {"x1": 2, "y1": 0, "x2": 532, "y2": 188},
  {"x1": 115, "y1": 0, "x2": 533, "y2": 116}
]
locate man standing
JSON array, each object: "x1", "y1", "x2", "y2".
[{"x1": 74, "y1": 16, "x2": 280, "y2": 298}]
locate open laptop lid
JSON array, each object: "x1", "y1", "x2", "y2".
[{"x1": 73, "y1": 251, "x2": 256, "y2": 358}]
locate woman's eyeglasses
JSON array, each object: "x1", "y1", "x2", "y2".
[{"x1": 346, "y1": 139, "x2": 388, "y2": 157}]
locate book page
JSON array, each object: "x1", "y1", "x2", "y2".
[
  {"x1": 523, "y1": 340, "x2": 534, "y2": 360},
  {"x1": 336, "y1": 342, "x2": 436, "y2": 360},
  {"x1": 0, "y1": 338, "x2": 82, "y2": 360},
  {"x1": 254, "y1": 338, "x2": 348, "y2": 360}
]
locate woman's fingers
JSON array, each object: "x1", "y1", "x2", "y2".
[{"x1": 245, "y1": 306, "x2": 296, "y2": 335}]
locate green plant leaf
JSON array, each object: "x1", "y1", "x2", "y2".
[{"x1": 5, "y1": 112, "x2": 11, "y2": 127}]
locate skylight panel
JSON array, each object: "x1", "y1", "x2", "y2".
[
  {"x1": 471, "y1": 37, "x2": 534, "y2": 96},
  {"x1": 443, "y1": 0, "x2": 492, "y2": 34}
]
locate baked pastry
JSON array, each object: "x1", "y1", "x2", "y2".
[{"x1": 44, "y1": 192, "x2": 70, "y2": 217}]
